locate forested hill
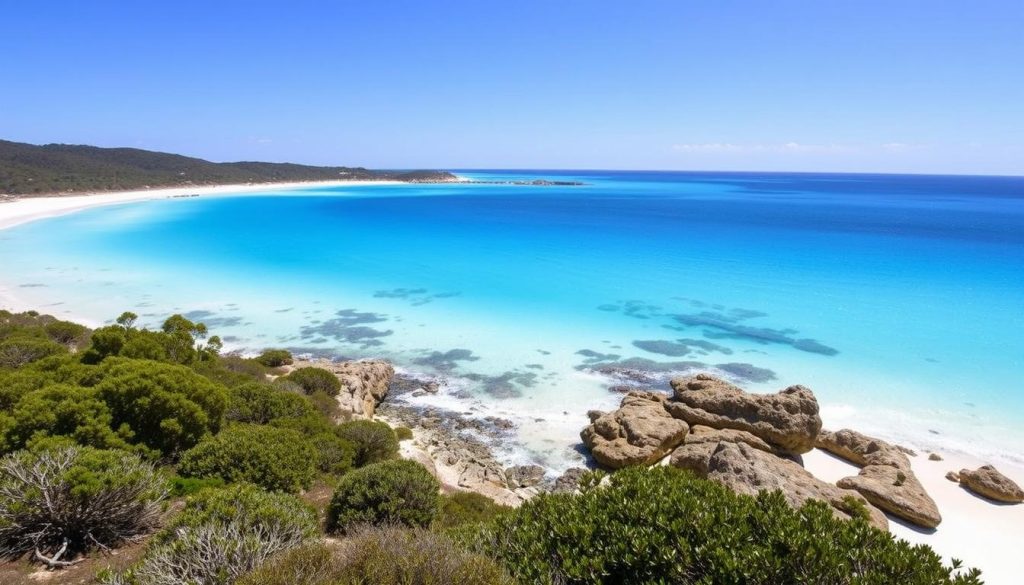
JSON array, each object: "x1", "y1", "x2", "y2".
[{"x1": 0, "y1": 139, "x2": 457, "y2": 195}]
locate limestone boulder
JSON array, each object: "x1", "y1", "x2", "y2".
[
  {"x1": 666, "y1": 374, "x2": 821, "y2": 455},
  {"x1": 670, "y1": 425, "x2": 773, "y2": 476},
  {"x1": 506, "y1": 464, "x2": 546, "y2": 489},
  {"x1": 817, "y1": 429, "x2": 942, "y2": 529},
  {"x1": 331, "y1": 359, "x2": 394, "y2": 418},
  {"x1": 580, "y1": 391, "x2": 689, "y2": 469},
  {"x1": 959, "y1": 465, "x2": 1024, "y2": 503},
  {"x1": 707, "y1": 442, "x2": 889, "y2": 531}
]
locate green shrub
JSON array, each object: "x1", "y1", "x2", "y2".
[
  {"x1": 395, "y1": 426, "x2": 414, "y2": 441},
  {"x1": 256, "y1": 349, "x2": 293, "y2": 368},
  {"x1": 310, "y1": 432, "x2": 356, "y2": 475},
  {"x1": 284, "y1": 367, "x2": 341, "y2": 396},
  {"x1": 169, "y1": 475, "x2": 226, "y2": 497},
  {"x1": 93, "y1": 358, "x2": 228, "y2": 456},
  {"x1": 336, "y1": 419, "x2": 398, "y2": 467},
  {"x1": 225, "y1": 382, "x2": 316, "y2": 424},
  {"x1": 326, "y1": 460, "x2": 440, "y2": 533},
  {"x1": 308, "y1": 389, "x2": 343, "y2": 421},
  {"x1": 43, "y1": 320, "x2": 89, "y2": 346},
  {"x1": 1, "y1": 383, "x2": 131, "y2": 454},
  {"x1": 103, "y1": 483, "x2": 316, "y2": 585},
  {"x1": 435, "y1": 491, "x2": 508, "y2": 530},
  {"x1": 0, "y1": 446, "x2": 167, "y2": 562},
  {"x1": 460, "y1": 465, "x2": 982, "y2": 584},
  {"x1": 0, "y1": 335, "x2": 66, "y2": 368},
  {"x1": 193, "y1": 355, "x2": 270, "y2": 388},
  {"x1": 239, "y1": 527, "x2": 514, "y2": 585},
  {"x1": 179, "y1": 424, "x2": 317, "y2": 493}
]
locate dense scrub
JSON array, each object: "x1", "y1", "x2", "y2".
[
  {"x1": 283, "y1": 366, "x2": 342, "y2": 396},
  {"x1": 335, "y1": 419, "x2": 399, "y2": 466},
  {"x1": 178, "y1": 424, "x2": 318, "y2": 492},
  {"x1": 239, "y1": 527, "x2": 514, "y2": 585},
  {"x1": 459, "y1": 466, "x2": 983, "y2": 584},
  {"x1": 327, "y1": 459, "x2": 441, "y2": 533}
]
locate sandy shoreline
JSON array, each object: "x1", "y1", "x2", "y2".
[{"x1": 0, "y1": 180, "x2": 402, "y2": 230}]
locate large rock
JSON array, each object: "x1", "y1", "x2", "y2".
[
  {"x1": 666, "y1": 374, "x2": 821, "y2": 455},
  {"x1": 669, "y1": 425, "x2": 773, "y2": 476},
  {"x1": 506, "y1": 465, "x2": 545, "y2": 489},
  {"x1": 329, "y1": 359, "x2": 394, "y2": 418},
  {"x1": 817, "y1": 429, "x2": 941, "y2": 528},
  {"x1": 958, "y1": 465, "x2": 1024, "y2": 503},
  {"x1": 707, "y1": 442, "x2": 889, "y2": 531},
  {"x1": 580, "y1": 391, "x2": 689, "y2": 469}
]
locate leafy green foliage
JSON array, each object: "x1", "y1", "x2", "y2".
[
  {"x1": 102, "y1": 483, "x2": 316, "y2": 585},
  {"x1": 255, "y1": 349, "x2": 293, "y2": 368},
  {"x1": 93, "y1": 358, "x2": 228, "y2": 457},
  {"x1": 435, "y1": 491, "x2": 509, "y2": 530},
  {"x1": 239, "y1": 527, "x2": 514, "y2": 585},
  {"x1": 179, "y1": 424, "x2": 317, "y2": 493},
  {"x1": 0, "y1": 445, "x2": 167, "y2": 560},
  {"x1": 42, "y1": 320, "x2": 89, "y2": 346},
  {"x1": 225, "y1": 382, "x2": 317, "y2": 424},
  {"x1": 326, "y1": 459, "x2": 440, "y2": 533},
  {"x1": 169, "y1": 475, "x2": 226, "y2": 497},
  {"x1": 309, "y1": 432, "x2": 357, "y2": 475},
  {"x1": 460, "y1": 465, "x2": 983, "y2": 584},
  {"x1": 0, "y1": 383, "x2": 131, "y2": 453},
  {"x1": 283, "y1": 367, "x2": 341, "y2": 396},
  {"x1": 395, "y1": 426, "x2": 414, "y2": 441},
  {"x1": 336, "y1": 419, "x2": 398, "y2": 467},
  {"x1": 0, "y1": 335, "x2": 66, "y2": 368}
]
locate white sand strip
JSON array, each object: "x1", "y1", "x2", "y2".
[
  {"x1": 0, "y1": 180, "x2": 400, "y2": 230},
  {"x1": 804, "y1": 448, "x2": 1024, "y2": 584}
]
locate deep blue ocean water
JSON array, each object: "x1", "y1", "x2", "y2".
[{"x1": 2, "y1": 170, "x2": 1022, "y2": 469}]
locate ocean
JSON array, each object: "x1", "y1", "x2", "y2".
[{"x1": 2, "y1": 170, "x2": 1022, "y2": 471}]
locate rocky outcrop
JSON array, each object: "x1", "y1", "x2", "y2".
[
  {"x1": 580, "y1": 391, "x2": 689, "y2": 469},
  {"x1": 328, "y1": 360, "x2": 394, "y2": 418},
  {"x1": 506, "y1": 465, "x2": 545, "y2": 489},
  {"x1": 817, "y1": 429, "x2": 941, "y2": 528},
  {"x1": 551, "y1": 467, "x2": 589, "y2": 493},
  {"x1": 669, "y1": 425, "x2": 773, "y2": 475},
  {"x1": 958, "y1": 465, "x2": 1024, "y2": 503},
  {"x1": 666, "y1": 374, "x2": 821, "y2": 455},
  {"x1": 707, "y1": 442, "x2": 889, "y2": 531}
]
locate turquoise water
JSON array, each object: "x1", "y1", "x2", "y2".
[{"x1": 2, "y1": 171, "x2": 1022, "y2": 469}]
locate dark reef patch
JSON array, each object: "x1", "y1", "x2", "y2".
[
  {"x1": 18, "y1": 283, "x2": 46, "y2": 288},
  {"x1": 412, "y1": 348, "x2": 480, "y2": 371},
  {"x1": 714, "y1": 362, "x2": 777, "y2": 383},
  {"x1": 463, "y1": 370, "x2": 538, "y2": 399},
  {"x1": 670, "y1": 309, "x2": 838, "y2": 356},
  {"x1": 595, "y1": 300, "x2": 663, "y2": 320},
  {"x1": 633, "y1": 338, "x2": 734, "y2": 358},
  {"x1": 298, "y1": 308, "x2": 392, "y2": 349},
  {"x1": 525, "y1": 363, "x2": 545, "y2": 370},
  {"x1": 182, "y1": 310, "x2": 215, "y2": 320},
  {"x1": 373, "y1": 287, "x2": 461, "y2": 306},
  {"x1": 576, "y1": 349, "x2": 621, "y2": 364}
]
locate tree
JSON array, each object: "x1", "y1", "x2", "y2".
[
  {"x1": 327, "y1": 460, "x2": 440, "y2": 533},
  {"x1": 93, "y1": 359, "x2": 228, "y2": 457},
  {"x1": 0, "y1": 335, "x2": 66, "y2": 368},
  {"x1": 178, "y1": 424, "x2": 317, "y2": 493},
  {"x1": 0, "y1": 446, "x2": 167, "y2": 567}
]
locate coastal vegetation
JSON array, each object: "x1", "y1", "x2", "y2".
[
  {"x1": 0, "y1": 308, "x2": 984, "y2": 583},
  {"x1": 0, "y1": 139, "x2": 457, "y2": 196}
]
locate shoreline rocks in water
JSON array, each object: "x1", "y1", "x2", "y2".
[
  {"x1": 957, "y1": 465, "x2": 1024, "y2": 503},
  {"x1": 667, "y1": 374, "x2": 821, "y2": 456},
  {"x1": 816, "y1": 428, "x2": 942, "y2": 529},
  {"x1": 579, "y1": 391, "x2": 689, "y2": 469}
]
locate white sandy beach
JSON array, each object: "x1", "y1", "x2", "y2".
[
  {"x1": 1, "y1": 183, "x2": 1023, "y2": 583},
  {"x1": 0, "y1": 180, "x2": 401, "y2": 231},
  {"x1": 804, "y1": 447, "x2": 1024, "y2": 584}
]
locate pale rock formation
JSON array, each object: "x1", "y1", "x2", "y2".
[
  {"x1": 666, "y1": 374, "x2": 821, "y2": 455},
  {"x1": 958, "y1": 465, "x2": 1024, "y2": 503},
  {"x1": 580, "y1": 391, "x2": 689, "y2": 469}
]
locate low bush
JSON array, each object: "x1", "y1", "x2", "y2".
[
  {"x1": 309, "y1": 432, "x2": 357, "y2": 475},
  {"x1": 169, "y1": 475, "x2": 225, "y2": 497},
  {"x1": 395, "y1": 425, "x2": 414, "y2": 441},
  {"x1": 459, "y1": 465, "x2": 983, "y2": 584},
  {"x1": 238, "y1": 527, "x2": 514, "y2": 585},
  {"x1": 336, "y1": 419, "x2": 398, "y2": 467},
  {"x1": 0, "y1": 335, "x2": 66, "y2": 368},
  {"x1": 284, "y1": 367, "x2": 341, "y2": 396},
  {"x1": 1, "y1": 383, "x2": 131, "y2": 454},
  {"x1": 225, "y1": 382, "x2": 316, "y2": 424},
  {"x1": 255, "y1": 349, "x2": 293, "y2": 368},
  {"x1": 0, "y1": 446, "x2": 167, "y2": 565},
  {"x1": 435, "y1": 491, "x2": 508, "y2": 529},
  {"x1": 43, "y1": 320, "x2": 89, "y2": 346},
  {"x1": 326, "y1": 459, "x2": 440, "y2": 533},
  {"x1": 102, "y1": 483, "x2": 316, "y2": 585},
  {"x1": 178, "y1": 424, "x2": 316, "y2": 493}
]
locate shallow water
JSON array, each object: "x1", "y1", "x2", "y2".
[{"x1": 2, "y1": 171, "x2": 1023, "y2": 470}]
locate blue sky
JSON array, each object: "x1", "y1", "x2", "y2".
[{"x1": 2, "y1": 1, "x2": 1022, "y2": 174}]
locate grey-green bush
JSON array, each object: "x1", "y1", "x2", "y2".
[
  {"x1": 284, "y1": 367, "x2": 341, "y2": 396},
  {"x1": 327, "y1": 459, "x2": 440, "y2": 533},
  {"x1": 178, "y1": 424, "x2": 316, "y2": 493},
  {"x1": 335, "y1": 419, "x2": 398, "y2": 467}
]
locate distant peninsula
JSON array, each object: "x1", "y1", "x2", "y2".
[{"x1": 0, "y1": 139, "x2": 458, "y2": 196}]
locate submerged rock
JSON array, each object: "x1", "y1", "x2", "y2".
[
  {"x1": 666, "y1": 374, "x2": 821, "y2": 455},
  {"x1": 580, "y1": 391, "x2": 689, "y2": 469},
  {"x1": 706, "y1": 442, "x2": 888, "y2": 531},
  {"x1": 958, "y1": 465, "x2": 1024, "y2": 503},
  {"x1": 817, "y1": 429, "x2": 941, "y2": 529}
]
